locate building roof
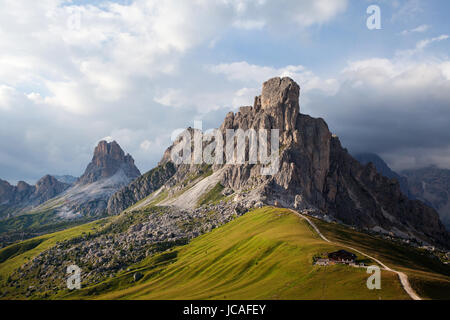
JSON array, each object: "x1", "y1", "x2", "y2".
[{"x1": 328, "y1": 250, "x2": 357, "y2": 261}]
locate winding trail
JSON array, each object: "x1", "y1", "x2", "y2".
[{"x1": 290, "y1": 210, "x2": 422, "y2": 300}]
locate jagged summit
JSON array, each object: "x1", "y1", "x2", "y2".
[
  {"x1": 112, "y1": 76, "x2": 449, "y2": 247},
  {"x1": 0, "y1": 175, "x2": 70, "y2": 219},
  {"x1": 77, "y1": 140, "x2": 141, "y2": 185},
  {"x1": 0, "y1": 140, "x2": 142, "y2": 220}
]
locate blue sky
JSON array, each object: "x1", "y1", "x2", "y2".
[{"x1": 0, "y1": 0, "x2": 449, "y2": 184}]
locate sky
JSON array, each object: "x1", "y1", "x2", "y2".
[{"x1": 0, "y1": 0, "x2": 449, "y2": 184}]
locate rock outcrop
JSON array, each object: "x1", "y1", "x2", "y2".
[
  {"x1": 77, "y1": 140, "x2": 140, "y2": 185},
  {"x1": 154, "y1": 76, "x2": 449, "y2": 247},
  {"x1": 33, "y1": 175, "x2": 70, "y2": 203}
]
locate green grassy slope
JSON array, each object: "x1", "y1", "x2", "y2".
[
  {"x1": 2, "y1": 206, "x2": 449, "y2": 300},
  {"x1": 0, "y1": 218, "x2": 109, "y2": 286},
  {"x1": 59, "y1": 207, "x2": 409, "y2": 300}
]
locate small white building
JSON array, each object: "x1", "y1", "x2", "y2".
[{"x1": 315, "y1": 258, "x2": 330, "y2": 266}]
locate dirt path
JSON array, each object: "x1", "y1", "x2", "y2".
[{"x1": 291, "y1": 210, "x2": 422, "y2": 300}]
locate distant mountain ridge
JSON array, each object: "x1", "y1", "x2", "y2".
[
  {"x1": 52, "y1": 175, "x2": 78, "y2": 185},
  {"x1": 36, "y1": 140, "x2": 141, "y2": 219},
  {"x1": 402, "y1": 166, "x2": 450, "y2": 230},
  {"x1": 0, "y1": 175, "x2": 70, "y2": 219},
  {"x1": 0, "y1": 140, "x2": 141, "y2": 225},
  {"x1": 352, "y1": 154, "x2": 450, "y2": 231}
]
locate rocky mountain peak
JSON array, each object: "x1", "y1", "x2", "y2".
[
  {"x1": 217, "y1": 76, "x2": 301, "y2": 147},
  {"x1": 0, "y1": 179, "x2": 14, "y2": 204},
  {"x1": 16, "y1": 181, "x2": 32, "y2": 192},
  {"x1": 218, "y1": 77, "x2": 448, "y2": 246},
  {"x1": 35, "y1": 175, "x2": 65, "y2": 192},
  {"x1": 106, "y1": 77, "x2": 448, "y2": 247},
  {"x1": 260, "y1": 76, "x2": 300, "y2": 112},
  {"x1": 33, "y1": 175, "x2": 69, "y2": 204},
  {"x1": 0, "y1": 175, "x2": 70, "y2": 218},
  {"x1": 94, "y1": 140, "x2": 123, "y2": 160},
  {"x1": 77, "y1": 140, "x2": 141, "y2": 185}
]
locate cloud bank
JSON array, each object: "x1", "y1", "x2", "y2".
[{"x1": 1, "y1": 0, "x2": 449, "y2": 183}]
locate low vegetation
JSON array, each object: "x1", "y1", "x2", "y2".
[
  {"x1": 59, "y1": 207, "x2": 409, "y2": 300},
  {"x1": 196, "y1": 183, "x2": 225, "y2": 207},
  {"x1": 0, "y1": 219, "x2": 108, "y2": 287},
  {"x1": 1, "y1": 206, "x2": 449, "y2": 300}
]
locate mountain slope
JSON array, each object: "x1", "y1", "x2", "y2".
[
  {"x1": 107, "y1": 162, "x2": 176, "y2": 215},
  {"x1": 52, "y1": 207, "x2": 447, "y2": 300},
  {"x1": 6, "y1": 207, "x2": 410, "y2": 300},
  {"x1": 0, "y1": 176, "x2": 70, "y2": 219},
  {"x1": 1, "y1": 205, "x2": 448, "y2": 300},
  {"x1": 29, "y1": 140, "x2": 141, "y2": 219},
  {"x1": 402, "y1": 166, "x2": 450, "y2": 230},
  {"x1": 122, "y1": 77, "x2": 448, "y2": 247},
  {"x1": 0, "y1": 141, "x2": 141, "y2": 245},
  {"x1": 353, "y1": 153, "x2": 410, "y2": 198}
]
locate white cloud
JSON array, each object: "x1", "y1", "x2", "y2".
[
  {"x1": 229, "y1": 0, "x2": 348, "y2": 29},
  {"x1": 396, "y1": 34, "x2": 449, "y2": 58},
  {"x1": 0, "y1": 0, "x2": 348, "y2": 116},
  {"x1": 416, "y1": 34, "x2": 449, "y2": 50},
  {"x1": 232, "y1": 87, "x2": 260, "y2": 107},
  {"x1": 0, "y1": 85, "x2": 17, "y2": 110},
  {"x1": 100, "y1": 136, "x2": 114, "y2": 143},
  {"x1": 154, "y1": 89, "x2": 185, "y2": 108},
  {"x1": 209, "y1": 61, "x2": 339, "y2": 95},
  {"x1": 206, "y1": 53, "x2": 450, "y2": 171},
  {"x1": 140, "y1": 140, "x2": 152, "y2": 151},
  {"x1": 400, "y1": 24, "x2": 430, "y2": 35}
]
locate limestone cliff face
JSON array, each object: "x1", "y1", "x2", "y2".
[
  {"x1": 216, "y1": 77, "x2": 331, "y2": 207},
  {"x1": 192, "y1": 77, "x2": 449, "y2": 246},
  {"x1": 34, "y1": 175, "x2": 70, "y2": 203},
  {"x1": 107, "y1": 77, "x2": 448, "y2": 247}
]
